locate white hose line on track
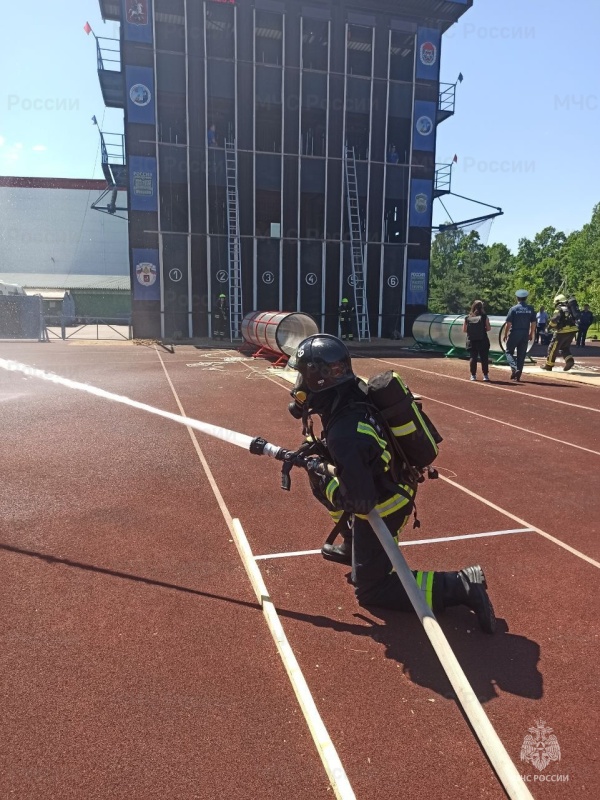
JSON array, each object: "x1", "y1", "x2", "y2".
[
  {"x1": 154, "y1": 351, "x2": 356, "y2": 800},
  {"x1": 368, "y1": 511, "x2": 534, "y2": 800},
  {"x1": 375, "y1": 358, "x2": 600, "y2": 414},
  {"x1": 418, "y1": 394, "x2": 600, "y2": 457},
  {"x1": 0, "y1": 354, "x2": 355, "y2": 800}
]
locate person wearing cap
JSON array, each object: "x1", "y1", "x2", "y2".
[
  {"x1": 338, "y1": 297, "x2": 354, "y2": 341},
  {"x1": 213, "y1": 293, "x2": 229, "y2": 340},
  {"x1": 542, "y1": 294, "x2": 578, "y2": 371},
  {"x1": 503, "y1": 289, "x2": 536, "y2": 381},
  {"x1": 576, "y1": 304, "x2": 594, "y2": 348}
]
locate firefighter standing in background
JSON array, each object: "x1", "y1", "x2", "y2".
[
  {"x1": 287, "y1": 335, "x2": 496, "y2": 633},
  {"x1": 543, "y1": 294, "x2": 578, "y2": 371},
  {"x1": 339, "y1": 297, "x2": 354, "y2": 341},
  {"x1": 213, "y1": 293, "x2": 229, "y2": 340}
]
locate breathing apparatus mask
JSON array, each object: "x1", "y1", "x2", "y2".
[{"x1": 288, "y1": 374, "x2": 308, "y2": 420}]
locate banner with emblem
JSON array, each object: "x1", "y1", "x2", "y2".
[
  {"x1": 129, "y1": 156, "x2": 158, "y2": 211},
  {"x1": 126, "y1": 66, "x2": 155, "y2": 126},
  {"x1": 409, "y1": 178, "x2": 433, "y2": 228},
  {"x1": 132, "y1": 248, "x2": 160, "y2": 301},
  {"x1": 123, "y1": 0, "x2": 153, "y2": 44},
  {"x1": 416, "y1": 28, "x2": 441, "y2": 81},
  {"x1": 406, "y1": 259, "x2": 429, "y2": 306},
  {"x1": 413, "y1": 100, "x2": 436, "y2": 152}
]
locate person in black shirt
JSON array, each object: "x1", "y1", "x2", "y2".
[
  {"x1": 463, "y1": 299, "x2": 492, "y2": 382},
  {"x1": 289, "y1": 334, "x2": 496, "y2": 633}
]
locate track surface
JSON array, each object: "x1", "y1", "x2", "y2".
[{"x1": 1, "y1": 341, "x2": 598, "y2": 799}]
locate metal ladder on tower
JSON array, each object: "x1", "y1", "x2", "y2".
[
  {"x1": 344, "y1": 146, "x2": 370, "y2": 341},
  {"x1": 225, "y1": 139, "x2": 243, "y2": 339}
]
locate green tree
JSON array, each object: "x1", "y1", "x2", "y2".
[{"x1": 562, "y1": 203, "x2": 600, "y2": 309}]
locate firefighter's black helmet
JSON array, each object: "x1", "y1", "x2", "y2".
[{"x1": 294, "y1": 334, "x2": 354, "y2": 393}]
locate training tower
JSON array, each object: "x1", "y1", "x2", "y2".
[{"x1": 95, "y1": 0, "x2": 473, "y2": 341}]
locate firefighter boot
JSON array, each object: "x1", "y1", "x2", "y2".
[
  {"x1": 443, "y1": 565, "x2": 496, "y2": 634},
  {"x1": 563, "y1": 357, "x2": 574, "y2": 372},
  {"x1": 321, "y1": 537, "x2": 352, "y2": 565}
]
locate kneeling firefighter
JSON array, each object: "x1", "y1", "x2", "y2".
[
  {"x1": 287, "y1": 334, "x2": 496, "y2": 633},
  {"x1": 543, "y1": 294, "x2": 579, "y2": 371}
]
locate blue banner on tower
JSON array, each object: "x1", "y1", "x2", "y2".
[
  {"x1": 132, "y1": 248, "x2": 160, "y2": 301},
  {"x1": 413, "y1": 100, "x2": 436, "y2": 151},
  {"x1": 406, "y1": 260, "x2": 429, "y2": 306},
  {"x1": 409, "y1": 179, "x2": 433, "y2": 228},
  {"x1": 416, "y1": 28, "x2": 441, "y2": 81},
  {"x1": 129, "y1": 156, "x2": 158, "y2": 211},
  {"x1": 123, "y1": 0, "x2": 153, "y2": 44},
  {"x1": 126, "y1": 66, "x2": 155, "y2": 126}
]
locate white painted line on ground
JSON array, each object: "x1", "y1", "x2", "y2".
[
  {"x1": 155, "y1": 350, "x2": 356, "y2": 800},
  {"x1": 440, "y1": 474, "x2": 600, "y2": 570},
  {"x1": 418, "y1": 393, "x2": 600, "y2": 456},
  {"x1": 254, "y1": 528, "x2": 534, "y2": 560},
  {"x1": 375, "y1": 358, "x2": 600, "y2": 414},
  {"x1": 255, "y1": 549, "x2": 323, "y2": 560}
]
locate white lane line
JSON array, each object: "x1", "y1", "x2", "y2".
[
  {"x1": 255, "y1": 549, "x2": 323, "y2": 560},
  {"x1": 155, "y1": 350, "x2": 355, "y2": 800},
  {"x1": 254, "y1": 528, "x2": 534, "y2": 560},
  {"x1": 439, "y1": 474, "x2": 600, "y2": 570},
  {"x1": 418, "y1": 393, "x2": 600, "y2": 457},
  {"x1": 375, "y1": 358, "x2": 600, "y2": 414}
]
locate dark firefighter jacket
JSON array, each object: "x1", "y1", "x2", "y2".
[
  {"x1": 308, "y1": 384, "x2": 415, "y2": 522},
  {"x1": 548, "y1": 305, "x2": 578, "y2": 335}
]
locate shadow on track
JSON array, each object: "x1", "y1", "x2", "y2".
[
  {"x1": 0, "y1": 542, "x2": 261, "y2": 612},
  {"x1": 3, "y1": 543, "x2": 542, "y2": 704},
  {"x1": 277, "y1": 601, "x2": 542, "y2": 704}
]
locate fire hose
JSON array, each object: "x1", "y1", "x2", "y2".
[{"x1": 0, "y1": 357, "x2": 533, "y2": 800}]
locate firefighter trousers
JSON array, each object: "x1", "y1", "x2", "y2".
[
  {"x1": 546, "y1": 331, "x2": 575, "y2": 367},
  {"x1": 351, "y1": 509, "x2": 445, "y2": 613}
]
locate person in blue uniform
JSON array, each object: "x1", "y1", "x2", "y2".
[
  {"x1": 288, "y1": 334, "x2": 496, "y2": 633},
  {"x1": 576, "y1": 304, "x2": 594, "y2": 347},
  {"x1": 503, "y1": 289, "x2": 536, "y2": 381}
]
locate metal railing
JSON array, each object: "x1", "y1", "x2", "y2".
[
  {"x1": 438, "y1": 82, "x2": 456, "y2": 116},
  {"x1": 44, "y1": 317, "x2": 132, "y2": 341},
  {"x1": 96, "y1": 37, "x2": 121, "y2": 72}
]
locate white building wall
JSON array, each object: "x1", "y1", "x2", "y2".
[{"x1": 0, "y1": 182, "x2": 128, "y2": 277}]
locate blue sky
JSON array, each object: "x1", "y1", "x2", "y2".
[{"x1": 1, "y1": 0, "x2": 598, "y2": 253}]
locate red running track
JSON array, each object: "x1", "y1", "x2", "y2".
[{"x1": 1, "y1": 341, "x2": 598, "y2": 799}]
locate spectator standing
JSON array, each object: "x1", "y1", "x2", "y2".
[
  {"x1": 535, "y1": 306, "x2": 549, "y2": 344},
  {"x1": 207, "y1": 124, "x2": 217, "y2": 147},
  {"x1": 463, "y1": 300, "x2": 491, "y2": 382},
  {"x1": 503, "y1": 289, "x2": 536, "y2": 382},
  {"x1": 387, "y1": 145, "x2": 399, "y2": 164},
  {"x1": 576, "y1": 304, "x2": 594, "y2": 347}
]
